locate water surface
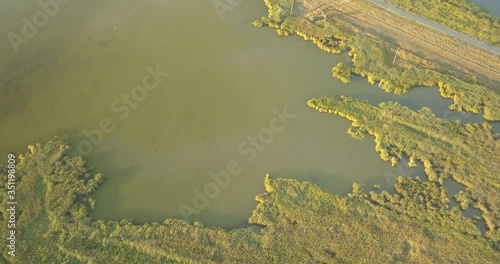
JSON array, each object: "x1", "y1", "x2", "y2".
[
  {"x1": 469, "y1": 0, "x2": 500, "y2": 16},
  {"x1": 0, "y1": 0, "x2": 496, "y2": 229}
]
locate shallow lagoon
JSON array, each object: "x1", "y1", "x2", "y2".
[{"x1": 0, "y1": 0, "x2": 497, "y2": 228}]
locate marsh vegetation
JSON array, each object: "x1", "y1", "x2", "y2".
[
  {"x1": 1, "y1": 0, "x2": 499, "y2": 263},
  {"x1": 308, "y1": 96, "x2": 500, "y2": 245},
  {"x1": 255, "y1": 0, "x2": 500, "y2": 121},
  {"x1": 1, "y1": 142, "x2": 499, "y2": 263}
]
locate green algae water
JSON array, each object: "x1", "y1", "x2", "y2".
[{"x1": 0, "y1": 0, "x2": 495, "y2": 229}]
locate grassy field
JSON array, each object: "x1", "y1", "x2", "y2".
[
  {"x1": 256, "y1": 0, "x2": 500, "y2": 120},
  {"x1": 308, "y1": 96, "x2": 500, "y2": 245},
  {"x1": 0, "y1": 141, "x2": 499, "y2": 263},
  {"x1": 380, "y1": 0, "x2": 500, "y2": 46}
]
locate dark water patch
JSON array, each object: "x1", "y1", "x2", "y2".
[
  {"x1": 463, "y1": 207, "x2": 487, "y2": 235},
  {"x1": 442, "y1": 178, "x2": 487, "y2": 235},
  {"x1": 443, "y1": 179, "x2": 466, "y2": 197},
  {"x1": 442, "y1": 178, "x2": 466, "y2": 208},
  {"x1": 469, "y1": 0, "x2": 500, "y2": 17}
]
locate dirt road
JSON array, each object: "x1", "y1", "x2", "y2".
[
  {"x1": 301, "y1": 0, "x2": 500, "y2": 90},
  {"x1": 369, "y1": 0, "x2": 500, "y2": 55}
]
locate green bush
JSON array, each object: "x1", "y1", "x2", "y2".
[{"x1": 332, "y1": 62, "x2": 352, "y2": 84}]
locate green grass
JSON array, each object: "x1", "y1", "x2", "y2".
[
  {"x1": 308, "y1": 96, "x2": 500, "y2": 244},
  {"x1": 1, "y1": 141, "x2": 499, "y2": 263},
  {"x1": 380, "y1": 0, "x2": 500, "y2": 46},
  {"x1": 255, "y1": 0, "x2": 500, "y2": 121}
]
